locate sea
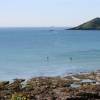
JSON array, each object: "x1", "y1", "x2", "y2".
[{"x1": 0, "y1": 27, "x2": 100, "y2": 80}]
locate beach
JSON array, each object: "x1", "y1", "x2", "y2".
[
  {"x1": 0, "y1": 70, "x2": 100, "y2": 99},
  {"x1": 0, "y1": 0, "x2": 100, "y2": 99}
]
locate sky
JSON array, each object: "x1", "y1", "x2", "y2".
[{"x1": 0, "y1": 0, "x2": 100, "y2": 27}]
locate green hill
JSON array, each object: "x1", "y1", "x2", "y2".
[{"x1": 69, "y1": 18, "x2": 100, "y2": 30}]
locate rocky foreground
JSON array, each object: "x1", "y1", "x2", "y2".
[{"x1": 0, "y1": 71, "x2": 100, "y2": 100}]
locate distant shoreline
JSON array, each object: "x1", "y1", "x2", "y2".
[{"x1": 68, "y1": 18, "x2": 100, "y2": 30}]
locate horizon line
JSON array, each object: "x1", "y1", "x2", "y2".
[{"x1": 0, "y1": 26, "x2": 71, "y2": 28}]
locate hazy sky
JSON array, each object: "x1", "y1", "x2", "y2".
[{"x1": 0, "y1": 0, "x2": 100, "y2": 27}]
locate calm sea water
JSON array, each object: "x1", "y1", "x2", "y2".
[{"x1": 0, "y1": 28, "x2": 100, "y2": 80}]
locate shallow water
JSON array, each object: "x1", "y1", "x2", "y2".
[{"x1": 0, "y1": 28, "x2": 100, "y2": 80}]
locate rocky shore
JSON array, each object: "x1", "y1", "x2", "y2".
[{"x1": 0, "y1": 71, "x2": 100, "y2": 100}]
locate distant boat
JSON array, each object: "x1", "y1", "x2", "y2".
[
  {"x1": 49, "y1": 29, "x2": 54, "y2": 32},
  {"x1": 49, "y1": 26, "x2": 55, "y2": 31}
]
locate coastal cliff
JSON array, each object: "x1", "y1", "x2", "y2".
[{"x1": 69, "y1": 18, "x2": 100, "y2": 30}]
